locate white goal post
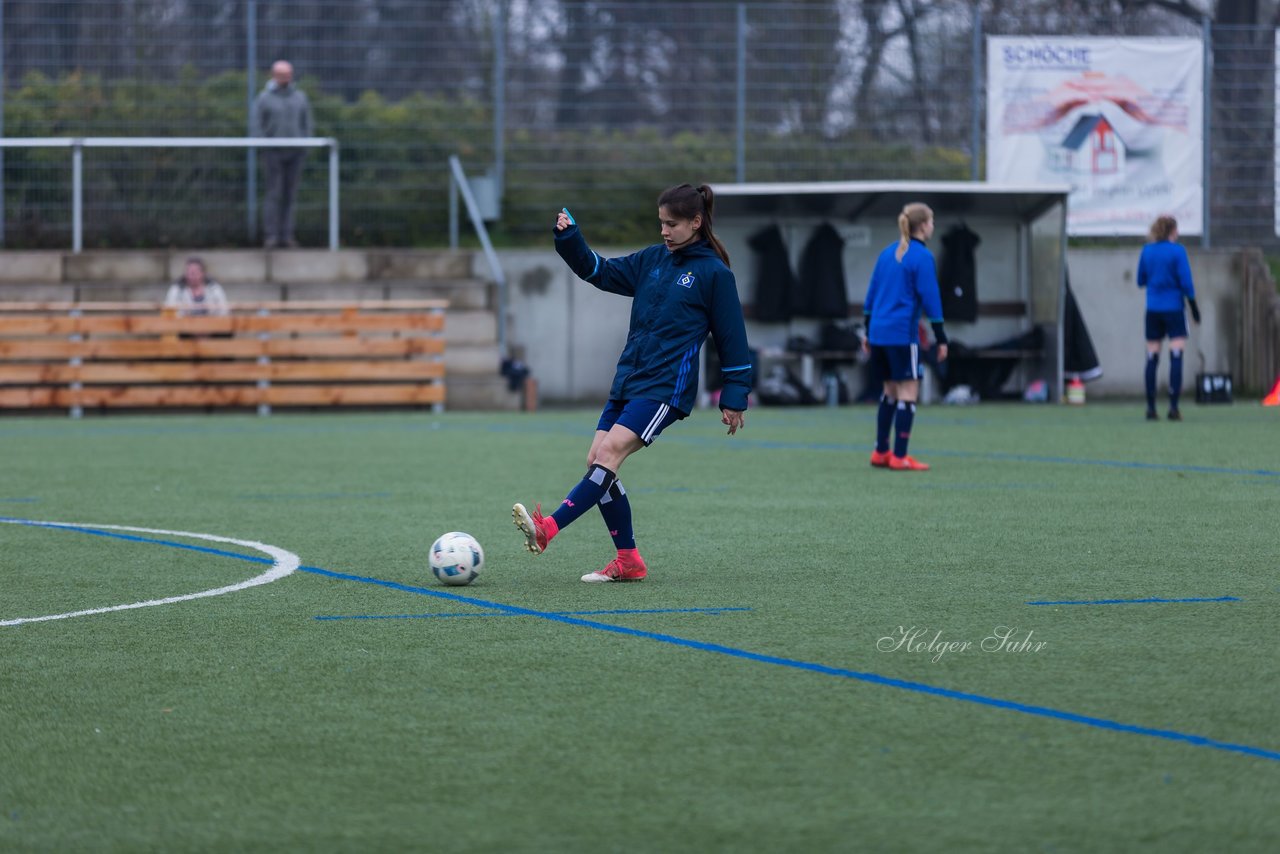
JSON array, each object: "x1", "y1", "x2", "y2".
[{"x1": 0, "y1": 137, "x2": 340, "y2": 251}]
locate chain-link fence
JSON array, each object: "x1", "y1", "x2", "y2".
[{"x1": 0, "y1": 1, "x2": 1271, "y2": 250}]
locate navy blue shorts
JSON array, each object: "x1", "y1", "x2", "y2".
[
  {"x1": 597, "y1": 399, "x2": 686, "y2": 446},
  {"x1": 1145, "y1": 310, "x2": 1187, "y2": 341},
  {"x1": 868, "y1": 343, "x2": 922, "y2": 382}
]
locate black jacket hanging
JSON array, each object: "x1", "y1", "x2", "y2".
[
  {"x1": 795, "y1": 222, "x2": 850, "y2": 319},
  {"x1": 939, "y1": 223, "x2": 980, "y2": 323},
  {"x1": 747, "y1": 224, "x2": 797, "y2": 323},
  {"x1": 1063, "y1": 268, "x2": 1102, "y2": 381}
]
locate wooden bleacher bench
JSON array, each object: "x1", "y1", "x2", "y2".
[{"x1": 0, "y1": 299, "x2": 447, "y2": 414}]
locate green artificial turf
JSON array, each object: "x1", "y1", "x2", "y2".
[{"x1": 1, "y1": 403, "x2": 1278, "y2": 852}]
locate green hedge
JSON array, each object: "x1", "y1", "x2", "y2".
[{"x1": 2, "y1": 70, "x2": 970, "y2": 249}]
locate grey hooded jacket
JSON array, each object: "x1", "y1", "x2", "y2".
[{"x1": 254, "y1": 80, "x2": 313, "y2": 138}]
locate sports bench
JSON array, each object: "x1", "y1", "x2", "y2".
[
  {"x1": 749, "y1": 300, "x2": 1044, "y2": 398},
  {"x1": 0, "y1": 299, "x2": 447, "y2": 415}
]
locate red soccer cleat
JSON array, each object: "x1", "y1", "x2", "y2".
[
  {"x1": 581, "y1": 554, "x2": 648, "y2": 583},
  {"x1": 513, "y1": 502, "x2": 550, "y2": 554},
  {"x1": 889, "y1": 454, "x2": 930, "y2": 471},
  {"x1": 870, "y1": 448, "x2": 892, "y2": 468}
]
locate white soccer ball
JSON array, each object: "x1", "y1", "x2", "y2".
[{"x1": 429, "y1": 531, "x2": 484, "y2": 586}]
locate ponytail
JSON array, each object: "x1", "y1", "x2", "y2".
[
  {"x1": 895, "y1": 202, "x2": 934, "y2": 261},
  {"x1": 658, "y1": 183, "x2": 731, "y2": 267}
]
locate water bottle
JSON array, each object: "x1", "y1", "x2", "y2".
[{"x1": 825, "y1": 373, "x2": 839, "y2": 407}]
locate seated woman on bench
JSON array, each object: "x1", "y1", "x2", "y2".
[{"x1": 164, "y1": 257, "x2": 230, "y2": 318}]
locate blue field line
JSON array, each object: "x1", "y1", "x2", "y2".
[
  {"x1": 314, "y1": 606, "x2": 752, "y2": 621},
  {"x1": 915, "y1": 448, "x2": 1280, "y2": 478},
  {"x1": 294, "y1": 564, "x2": 1280, "y2": 763},
  {"x1": 236, "y1": 491, "x2": 393, "y2": 502},
  {"x1": 663, "y1": 434, "x2": 1280, "y2": 478},
  {"x1": 0, "y1": 518, "x2": 275, "y2": 563},
  {"x1": 11, "y1": 518, "x2": 1280, "y2": 764},
  {"x1": 1028, "y1": 596, "x2": 1241, "y2": 606},
  {"x1": 0, "y1": 497, "x2": 39, "y2": 503},
  {"x1": 2, "y1": 413, "x2": 1277, "y2": 477}
]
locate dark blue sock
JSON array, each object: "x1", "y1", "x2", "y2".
[
  {"x1": 1168, "y1": 349, "x2": 1183, "y2": 411},
  {"x1": 876, "y1": 395, "x2": 897, "y2": 453},
  {"x1": 893, "y1": 401, "x2": 916, "y2": 458},
  {"x1": 597, "y1": 481, "x2": 635, "y2": 550},
  {"x1": 1145, "y1": 352, "x2": 1159, "y2": 412},
  {"x1": 551, "y1": 464, "x2": 615, "y2": 531}
]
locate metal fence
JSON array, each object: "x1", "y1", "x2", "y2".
[{"x1": 0, "y1": 1, "x2": 1273, "y2": 250}]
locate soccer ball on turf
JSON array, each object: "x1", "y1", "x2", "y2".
[{"x1": 429, "y1": 531, "x2": 484, "y2": 586}]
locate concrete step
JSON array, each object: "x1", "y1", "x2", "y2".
[
  {"x1": 279, "y1": 279, "x2": 493, "y2": 309},
  {"x1": 38, "y1": 248, "x2": 476, "y2": 284},
  {"x1": 445, "y1": 375, "x2": 524, "y2": 411},
  {"x1": 445, "y1": 342, "x2": 503, "y2": 376},
  {"x1": 42, "y1": 278, "x2": 495, "y2": 309},
  {"x1": 444, "y1": 310, "x2": 497, "y2": 345}
]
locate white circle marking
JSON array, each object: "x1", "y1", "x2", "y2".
[{"x1": 1, "y1": 520, "x2": 299, "y2": 627}]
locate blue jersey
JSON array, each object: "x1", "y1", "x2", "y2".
[
  {"x1": 863, "y1": 239, "x2": 944, "y2": 346},
  {"x1": 554, "y1": 222, "x2": 753, "y2": 414},
  {"x1": 1137, "y1": 240, "x2": 1195, "y2": 312}
]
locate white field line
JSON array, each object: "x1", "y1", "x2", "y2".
[{"x1": 1, "y1": 520, "x2": 299, "y2": 626}]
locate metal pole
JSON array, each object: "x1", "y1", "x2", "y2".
[
  {"x1": 72, "y1": 141, "x2": 83, "y2": 253},
  {"x1": 247, "y1": 0, "x2": 258, "y2": 245},
  {"x1": 493, "y1": 0, "x2": 505, "y2": 199},
  {"x1": 328, "y1": 141, "x2": 339, "y2": 249},
  {"x1": 0, "y1": 0, "x2": 6, "y2": 248},
  {"x1": 970, "y1": 6, "x2": 983, "y2": 182},
  {"x1": 736, "y1": 3, "x2": 746, "y2": 183},
  {"x1": 1201, "y1": 16, "x2": 1212, "y2": 248},
  {"x1": 449, "y1": 172, "x2": 458, "y2": 249}
]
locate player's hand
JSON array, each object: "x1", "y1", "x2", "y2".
[
  {"x1": 1190, "y1": 305, "x2": 1202, "y2": 325},
  {"x1": 721, "y1": 408, "x2": 745, "y2": 436},
  {"x1": 861, "y1": 338, "x2": 870, "y2": 355},
  {"x1": 937, "y1": 342, "x2": 948, "y2": 363},
  {"x1": 555, "y1": 209, "x2": 573, "y2": 233}
]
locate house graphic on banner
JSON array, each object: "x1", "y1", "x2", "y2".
[
  {"x1": 1036, "y1": 71, "x2": 1165, "y2": 200},
  {"x1": 1054, "y1": 113, "x2": 1125, "y2": 176}
]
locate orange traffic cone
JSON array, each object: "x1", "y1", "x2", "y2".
[{"x1": 1263, "y1": 376, "x2": 1280, "y2": 406}]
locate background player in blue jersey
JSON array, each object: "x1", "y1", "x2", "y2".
[
  {"x1": 861, "y1": 203, "x2": 948, "y2": 471},
  {"x1": 513, "y1": 184, "x2": 753, "y2": 583},
  {"x1": 1137, "y1": 215, "x2": 1200, "y2": 421}
]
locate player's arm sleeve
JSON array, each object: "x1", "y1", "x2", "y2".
[
  {"x1": 917, "y1": 253, "x2": 946, "y2": 324},
  {"x1": 553, "y1": 222, "x2": 640, "y2": 297},
  {"x1": 1177, "y1": 247, "x2": 1196, "y2": 300},
  {"x1": 1136, "y1": 249, "x2": 1149, "y2": 288},
  {"x1": 709, "y1": 270, "x2": 754, "y2": 412},
  {"x1": 862, "y1": 264, "x2": 880, "y2": 331}
]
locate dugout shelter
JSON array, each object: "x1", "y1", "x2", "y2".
[{"x1": 709, "y1": 181, "x2": 1072, "y2": 402}]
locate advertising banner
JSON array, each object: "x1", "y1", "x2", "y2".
[{"x1": 987, "y1": 37, "x2": 1203, "y2": 236}]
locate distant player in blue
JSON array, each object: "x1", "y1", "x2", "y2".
[
  {"x1": 513, "y1": 184, "x2": 753, "y2": 583},
  {"x1": 1138, "y1": 215, "x2": 1199, "y2": 421},
  {"x1": 861, "y1": 203, "x2": 948, "y2": 471}
]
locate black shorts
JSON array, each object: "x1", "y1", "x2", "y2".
[
  {"x1": 597, "y1": 399, "x2": 685, "y2": 446},
  {"x1": 1145, "y1": 310, "x2": 1188, "y2": 342},
  {"x1": 869, "y1": 343, "x2": 922, "y2": 382}
]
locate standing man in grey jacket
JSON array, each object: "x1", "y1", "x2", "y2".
[{"x1": 254, "y1": 60, "x2": 313, "y2": 248}]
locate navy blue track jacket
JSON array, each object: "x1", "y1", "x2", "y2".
[
  {"x1": 1137, "y1": 240, "x2": 1196, "y2": 312},
  {"x1": 554, "y1": 221, "x2": 754, "y2": 414},
  {"x1": 863, "y1": 238, "x2": 945, "y2": 346}
]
